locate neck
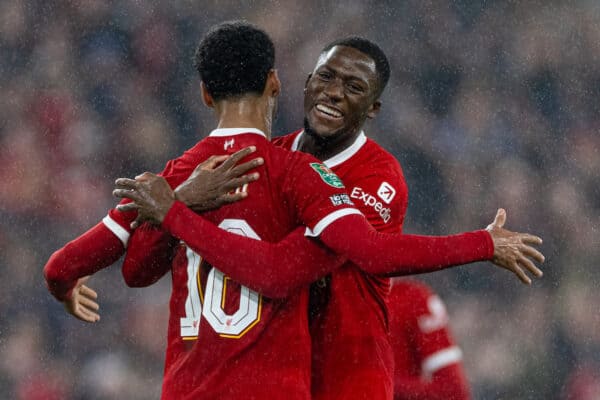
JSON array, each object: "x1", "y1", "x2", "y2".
[
  {"x1": 298, "y1": 127, "x2": 362, "y2": 162},
  {"x1": 214, "y1": 96, "x2": 273, "y2": 139}
]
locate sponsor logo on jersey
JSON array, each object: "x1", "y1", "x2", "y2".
[
  {"x1": 377, "y1": 181, "x2": 396, "y2": 204},
  {"x1": 310, "y1": 163, "x2": 345, "y2": 188},
  {"x1": 329, "y1": 193, "x2": 354, "y2": 206},
  {"x1": 350, "y1": 186, "x2": 391, "y2": 223},
  {"x1": 224, "y1": 139, "x2": 235, "y2": 150}
]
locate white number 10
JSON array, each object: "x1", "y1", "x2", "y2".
[{"x1": 180, "y1": 219, "x2": 262, "y2": 339}]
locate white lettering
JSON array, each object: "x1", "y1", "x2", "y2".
[{"x1": 349, "y1": 187, "x2": 392, "y2": 224}]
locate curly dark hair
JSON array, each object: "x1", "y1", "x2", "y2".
[
  {"x1": 194, "y1": 21, "x2": 275, "y2": 101},
  {"x1": 322, "y1": 36, "x2": 390, "y2": 98}
]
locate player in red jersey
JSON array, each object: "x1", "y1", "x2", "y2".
[
  {"x1": 45, "y1": 24, "x2": 544, "y2": 399},
  {"x1": 387, "y1": 279, "x2": 471, "y2": 400},
  {"x1": 114, "y1": 36, "x2": 544, "y2": 400}
]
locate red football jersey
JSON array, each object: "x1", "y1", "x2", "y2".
[
  {"x1": 119, "y1": 128, "x2": 360, "y2": 400},
  {"x1": 387, "y1": 280, "x2": 470, "y2": 400},
  {"x1": 274, "y1": 130, "x2": 408, "y2": 400}
]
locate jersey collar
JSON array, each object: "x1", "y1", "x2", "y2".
[
  {"x1": 209, "y1": 128, "x2": 267, "y2": 138},
  {"x1": 291, "y1": 130, "x2": 367, "y2": 168}
]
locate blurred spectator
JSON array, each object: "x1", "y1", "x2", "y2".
[{"x1": 1, "y1": 1, "x2": 597, "y2": 398}]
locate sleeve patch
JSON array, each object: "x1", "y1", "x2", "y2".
[
  {"x1": 376, "y1": 181, "x2": 396, "y2": 204},
  {"x1": 310, "y1": 163, "x2": 345, "y2": 188}
]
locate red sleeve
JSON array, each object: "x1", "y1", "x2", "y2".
[
  {"x1": 392, "y1": 284, "x2": 470, "y2": 400},
  {"x1": 43, "y1": 223, "x2": 125, "y2": 301},
  {"x1": 162, "y1": 201, "x2": 346, "y2": 298},
  {"x1": 121, "y1": 223, "x2": 177, "y2": 287},
  {"x1": 160, "y1": 202, "x2": 492, "y2": 297},
  {"x1": 318, "y1": 214, "x2": 494, "y2": 276}
]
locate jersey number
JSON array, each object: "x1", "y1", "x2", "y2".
[{"x1": 180, "y1": 219, "x2": 262, "y2": 339}]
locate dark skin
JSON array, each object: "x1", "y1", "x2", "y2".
[
  {"x1": 300, "y1": 46, "x2": 381, "y2": 160},
  {"x1": 115, "y1": 146, "x2": 264, "y2": 228},
  {"x1": 113, "y1": 45, "x2": 544, "y2": 285}
]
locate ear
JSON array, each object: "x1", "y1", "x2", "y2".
[
  {"x1": 366, "y1": 100, "x2": 381, "y2": 119},
  {"x1": 265, "y1": 69, "x2": 281, "y2": 97},
  {"x1": 200, "y1": 82, "x2": 214, "y2": 108},
  {"x1": 303, "y1": 74, "x2": 312, "y2": 91}
]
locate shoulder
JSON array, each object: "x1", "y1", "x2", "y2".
[{"x1": 272, "y1": 129, "x2": 302, "y2": 149}]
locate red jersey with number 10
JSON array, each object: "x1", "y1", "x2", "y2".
[{"x1": 116, "y1": 128, "x2": 360, "y2": 400}]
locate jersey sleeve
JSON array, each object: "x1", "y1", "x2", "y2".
[
  {"x1": 121, "y1": 222, "x2": 177, "y2": 287},
  {"x1": 347, "y1": 162, "x2": 408, "y2": 234},
  {"x1": 161, "y1": 201, "x2": 346, "y2": 298},
  {"x1": 43, "y1": 149, "x2": 203, "y2": 302},
  {"x1": 391, "y1": 284, "x2": 470, "y2": 400},
  {"x1": 283, "y1": 158, "x2": 362, "y2": 235}
]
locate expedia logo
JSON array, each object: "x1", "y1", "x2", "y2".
[{"x1": 350, "y1": 187, "x2": 391, "y2": 223}]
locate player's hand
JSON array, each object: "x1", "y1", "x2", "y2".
[
  {"x1": 486, "y1": 208, "x2": 545, "y2": 285},
  {"x1": 113, "y1": 173, "x2": 175, "y2": 226},
  {"x1": 175, "y1": 146, "x2": 263, "y2": 213},
  {"x1": 63, "y1": 276, "x2": 100, "y2": 323}
]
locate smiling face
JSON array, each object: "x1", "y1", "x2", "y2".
[{"x1": 303, "y1": 45, "x2": 381, "y2": 146}]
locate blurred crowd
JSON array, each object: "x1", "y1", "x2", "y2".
[{"x1": 0, "y1": 1, "x2": 598, "y2": 399}]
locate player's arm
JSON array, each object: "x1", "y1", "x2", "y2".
[
  {"x1": 121, "y1": 222, "x2": 178, "y2": 287},
  {"x1": 120, "y1": 148, "x2": 263, "y2": 287},
  {"x1": 114, "y1": 174, "x2": 542, "y2": 302},
  {"x1": 43, "y1": 206, "x2": 134, "y2": 303}
]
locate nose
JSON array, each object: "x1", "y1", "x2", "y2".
[{"x1": 322, "y1": 79, "x2": 343, "y2": 101}]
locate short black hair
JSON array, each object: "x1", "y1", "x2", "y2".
[
  {"x1": 194, "y1": 21, "x2": 275, "y2": 101},
  {"x1": 322, "y1": 36, "x2": 390, "y2": 98}
]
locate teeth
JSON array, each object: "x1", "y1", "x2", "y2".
[{"x1": 316, "y1": 104, "x2": 342, "y2": 118}]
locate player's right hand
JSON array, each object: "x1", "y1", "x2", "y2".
[
  {"x1": 63, "y1": 276, "x2": 100, "y2": 323},
  {"x1": 486, "y1": 208, "x2": 545, "y2": 285},
  {"x1": 174, "y1": 146, "x2": 263, "y2": 213}
]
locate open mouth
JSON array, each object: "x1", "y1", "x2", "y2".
[{"x1": 315, "y1": 103, "x2": 343, "y2": 119}]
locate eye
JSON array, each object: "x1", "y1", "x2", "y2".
[
  {"x1": 317, "y1": 71, "x2": 332, "y2": 81},
  {"x1": 347, "y1": 83, "x2": 364, "y2": 93}
]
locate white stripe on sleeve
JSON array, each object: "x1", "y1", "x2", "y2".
[
  {"x1": 422, "y1": 346, "x2": 463, "y2": 378},
  {"x1": 304, "y1": 208, "x2": 363, "y2": 237},
  {"x1": 102, "y1": 215, "x2": 130, "y2": 248}
]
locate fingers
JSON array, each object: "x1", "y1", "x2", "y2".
[
  {"x1": 113, "y1": 188, "x2": 143, "y2": 202},
  {"x1": 223, "y1": 174, "x2": 260, "y2": 191},
  {"x1": 117, "y1": 202, "x2": 139, "y2": 212},
  {"x1": 218, "y1": 192, "x2": 249, "y2": 205},
  {"x1": 114, "y1": 178, "x2": 139, "y2": 190},
  {"x1": 509, "y1": 260, "x2": 532, "y2": 285},
  {"x1": 220, "y1": 146, "x2": 256, "y2": 170},
  {"x1": 520, "y1": 234, "x2": 543, "y2": 246},
  {"x1": 492, "y1": 208, "x2": 506, "y2": 229},
  {"x1": 79, "y1": 285, "x2": 98, "y2": 299},
  {"x1": 517, "y1": 254, "x2": 543, "y2": 278},
  {"x1": 199, "y1": 155, "x2": 230, "y2": 171},
  {"x1": 230, "y1": 158, "x2": 264, "y2": 177},
  {"x1": 79, "y1": 295, "x2": 100, "y2": 311},
  {"x1": 519, "y1": 244, "x2": 545, "y2": 264},
  {"x1": 134, "y1": 171, "x2": 156, "y2": 180},
  {"x1": 76, "y1": 304, "x2": 100, "y2": 323}
]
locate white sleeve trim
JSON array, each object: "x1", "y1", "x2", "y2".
[
  {"x1": 304, "y1": 208, "x2": 363, "y2": 237},
  {"x1": 422, "y1": 346, "x2": 463, "y2": 378},
  {"x1": 102, "y1": 215, "x2": 130, "y2": 248}
]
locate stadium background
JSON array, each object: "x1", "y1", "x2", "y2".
[{"x1": 0, "y1": 1, "x2": 598, "y2": 399}]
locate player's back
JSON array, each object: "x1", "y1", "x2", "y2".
[
  {"x1": 161, "y1": 128, "x2": 357, "y2": 400},
  {"x1": 275, "y1": 130, "x2": 408, "y2": 400}
]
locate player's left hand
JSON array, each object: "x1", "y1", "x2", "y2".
[
  {"x1": 63, "y1": 276, "x2": 100, "y2": 323},
  {"x1": 113, "y1": 173, "x2": 175, "y2": 226},
  {"x1": 486, "y1": 208, "x2": 545, "y2": 285}
]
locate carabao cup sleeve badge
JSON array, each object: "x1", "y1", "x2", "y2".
[{"x1": 309, "y1": 163, "x2": 345, "y2": 188}]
